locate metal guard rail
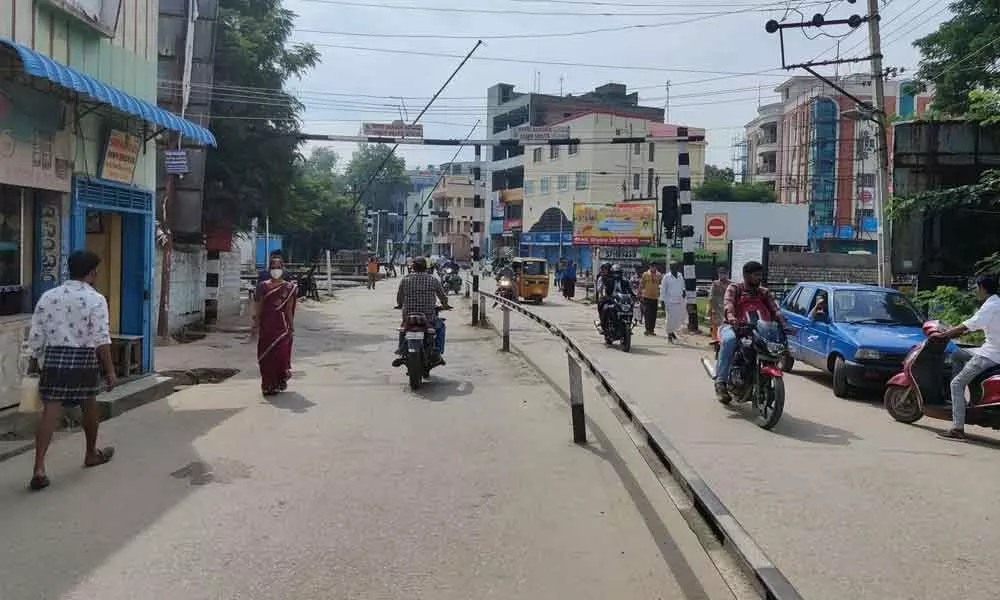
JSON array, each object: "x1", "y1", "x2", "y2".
[{"x1": 468, "y1": 286, "x2": 803, "y2": 600}]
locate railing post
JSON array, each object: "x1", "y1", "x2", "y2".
[
  {"x1": 566, "y1": 350, "x2": 586, "y2": 444},
  {"x1": 502, "y1": 306, "x2": 510, "y2": 351},
  {"x1": 471, "y1": 275, "x2": 480, "y2": 326},
  {"x1": 478, "y1": 292, "x2": 486, "y2": 326}
]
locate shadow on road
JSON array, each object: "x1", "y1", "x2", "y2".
[
  {"x1": 910, "y1": 423, "x2": 1000, "y2": 450},
  {"x1": 266, "y1": 391, "x2": 317, "y2": 414},
  {"x1": 414, "y1": 377, "x2": 476, "y2": 402},
  {"x1": 769, "y1": 413, "x2": 863, "y2": 446}
]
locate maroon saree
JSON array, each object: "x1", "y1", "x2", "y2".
[{"x1": 256, "y1": 280, "x2": 297, "y2": 393}]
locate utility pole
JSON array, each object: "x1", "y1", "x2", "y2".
[
  {"x1": 664, "y1": 81, "x2": 671, "y2": 123},
  {"x1": 867, "y1": 0, "x2": 893, "y2": 288}
]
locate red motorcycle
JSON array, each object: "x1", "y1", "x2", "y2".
[{"x1": 884, "y1": 321, "x2": 1000, "y2": 427}]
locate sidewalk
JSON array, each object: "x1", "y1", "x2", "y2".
[{"x1": 0, "y1": 283, "x2": 734, "y2": 600}]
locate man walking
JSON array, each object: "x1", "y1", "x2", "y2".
[
  {"x1": 639, "y1": 264, "x2": 662, "y2": 335},
  {"x1": 659, "y1": 262, "x2": 686, "y2": 343},
  {"x1": 366, "y1": 255, "x2": 379, "y2": 290},
  {"x1": 26, "y1": 250, "x2": 116, "y2": 491}
]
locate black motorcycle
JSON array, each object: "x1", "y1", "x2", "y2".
[
  {"x1": 700, "y1": 317, "x2": 787, "y2": 430},
  {"x1": 495, "y1": 275, "x2": 517, "y2": 305},
  {"x1": 443, "y1": 267, "x2": 463, "y2": 295},
  {"x1": 596, "y1": 291, "x2": 635, "y2": 352},
  {"x1": 398, "y1": 305, "x2": 450, "y2": 390}
]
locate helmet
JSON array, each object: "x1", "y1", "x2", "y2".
[{"x1": 610, "y1": 264, "x2": 623, "y2": 275}]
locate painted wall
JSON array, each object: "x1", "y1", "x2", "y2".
[
  {"x1": 218, "y1": 249, "x2": 243, "y2": 318},
  {"x1": 153, "y1": 246, "x2": 206, "y2": 334}
]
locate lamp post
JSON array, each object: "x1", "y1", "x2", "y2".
[{"x1": 842, "y1": 107, "x2": 891, "y2": 288}]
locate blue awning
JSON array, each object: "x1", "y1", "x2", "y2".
[{"x1": 1, "y1": 37, "x2": 216, "y2": 147}]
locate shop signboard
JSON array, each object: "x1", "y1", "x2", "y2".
[
  {"x1": 572, "y1": 201, "x2": 655, "y2": 246},
  {"x1": 362, "y1": 122, "x2": 423, "y2": 138},
  {"x1": 0, "y1": 80, "x2": 71, "y2": 193},
  {"x1": 99, "y1": 130, "x2": 141, "y2": 184}
]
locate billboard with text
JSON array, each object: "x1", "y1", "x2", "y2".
[{"x1": 572, "y1": 201, "x2": 656, "y2": 246}]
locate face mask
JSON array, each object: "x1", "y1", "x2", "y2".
[{"x1": 270, "y1": 269, "x2": 283, "y2": 279}]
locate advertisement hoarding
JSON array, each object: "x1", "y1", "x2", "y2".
[
  {"x1": 362, "y1": 122, "x2": 424, "y2": 138},
  {"x1": 511, "y1": 126, "x2": 570, "y2": 142},
  {"x1": 572, "y1": 201, "x2": 656, "y2": 246}
]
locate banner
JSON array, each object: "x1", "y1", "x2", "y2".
[
  {"x1": 572, "y1": 201, "x2": 655, "y2": 246},
  {"x1": 99, "y1": 130, "x2": 140, "y2": 183}
]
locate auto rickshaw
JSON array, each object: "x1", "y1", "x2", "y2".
[{"x1": 511, "y1": 257, "x2": 549, "y2": 303}]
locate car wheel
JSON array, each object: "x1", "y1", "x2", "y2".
[{"x1": 832, "y1": 356, "x2": 852, "y2": 398}]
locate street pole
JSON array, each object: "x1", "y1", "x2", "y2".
[{"x1": 867, "y1": 0, "x2": 892, "y2": 288}]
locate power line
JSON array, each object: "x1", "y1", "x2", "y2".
[
  {"x1": 295, "y1": 0, "x2": 837, "y2": 17},
  {"x1": 507, "y1": 0, "x2": 844, "y2": 7}
]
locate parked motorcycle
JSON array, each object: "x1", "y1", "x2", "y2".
[
  {"x1": 884, "y1": 321, "x2": 1000, "y2": 427},
  {"x1": 443, "y1": 267, "x2": 463, "y2": 295},
  {"x1": 495, "y1": 275, "x2": 517, "y2": 305},
  {"x1": 700, "y1": 318, "x2": 788, "y2": 430},
  {"x1": 596, "y1": 292, "x2": 635, "y2": 352},
  {"x1": 398, "y1": 305, "x2": 451, "y2": 390}
]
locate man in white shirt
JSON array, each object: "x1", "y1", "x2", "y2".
[
  {"x1": 659, "y1": 262, "x2": 686, "y2": 343},
  {"x1": 26, "y1": 250, "x2": 117, "y2": 490},
  {"x1": 930, "y1": 275, "x2": 1000, "y2": 441}
]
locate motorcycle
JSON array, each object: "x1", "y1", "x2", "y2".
[
  {"x1": 596, "y1": 291, "x2": 635, "y2": 352},
  {"x1": 495, "y1": 275, "x2": 517, "y2": 305},
  {"x1": 699, "y1": 317, "x2": 788, "y2": 430},
  {"x1": 884, "y1": 320, "x2": 1000, "y2": 427},
  {"x1": 398, "y1": 305, "x2": 451, "y2": 390},
  {"x1": 443, "y1": 267, "x2": 463, "y2": 295}
]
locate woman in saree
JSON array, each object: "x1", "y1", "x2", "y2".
[{"x1": 252, "y1": 256, "x2": 297, "y2": 395}]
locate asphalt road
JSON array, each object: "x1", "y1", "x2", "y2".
[
  {"x1": 481, "y1": 284, "x2": 1000, "y2": 600},
  {"x1": 0, "y1": 283, "x2": 737, "y2": 600}
]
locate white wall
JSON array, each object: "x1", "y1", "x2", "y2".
[
  {"x1": 218, "y1": 249, "x2": 244, "y2": 318},
  {"x1": 153, "y1": 246, "x2": 206, "y2": 335}
]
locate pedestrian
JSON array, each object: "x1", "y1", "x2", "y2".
[
  {"x1": 25, "y1": 250, "x2": 116, "y2": 491},
  {"x1": 660, "y1": 262, "x2": 686, "y2": 343},
  {"x1": 366, "y1": 255, "x2": 379, "y2": 290},
  {"x1": 929, "y1": 274, "x2": 1000, "y2": 441},
  {"x1": 252, "y1": 255, "x2": 298, "y2": 396},
  {"x1": 562, "y1": 260, "x2": 578, "y2": 299},
  {"x1": 639, "y1": 263, "x2": 662, "y2": 335},
  {"x1": 707, "y1": 267, "x2": 730, "y2": 343}
]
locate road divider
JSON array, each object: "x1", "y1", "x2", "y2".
[{"x1": 468, "y1": 286, "x2": 804, "y2": 600}]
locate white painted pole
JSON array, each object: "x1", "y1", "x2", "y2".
[{"x1": 325, "y1": 249, "x2": 332, "y2": 294}]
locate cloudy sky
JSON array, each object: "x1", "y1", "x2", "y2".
[{"x1": 282, "y1": 0, "x2": 949, "y2": 171}]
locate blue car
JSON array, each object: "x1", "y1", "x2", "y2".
[{"x1": 779, "y1": 283, "x2": 956, "y2": 397}]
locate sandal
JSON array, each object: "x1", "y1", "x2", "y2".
[
  {"x1": 84, "y1": 446, "x2": 115, "y2": 468},
  {"x1": 29, "y1": 474, "x2": 50, "y2": 491}
]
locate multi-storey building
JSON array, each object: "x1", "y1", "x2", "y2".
[
  {"x1": 742, "y1": 75, "x2": 932, "y2": 251},
  {"x1": 430, "y1": 162, "x2": 476, "y2": 261},
  {"x1": 486, "y1": 82, "x2": 665, "y2": 253},
  {"x1": 404, "y1": 167, "x2": 440, "y2": 257}
]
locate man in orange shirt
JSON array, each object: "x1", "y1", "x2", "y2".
[
  {"x1": 366, "y1": 255, "x2": 379, "y2": 290},
  {"x1": 638, "y1": 264, "x2": 662, "y2": 335}
]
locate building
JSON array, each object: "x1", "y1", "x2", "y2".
[
  {"x1": 430, "y1": 162, "x2": 477, "y2": 261},
  {"x1": 741, "y1": 75, "x2": 932, "y2": 252},
  {"x1": 518, "y1": 112, "x2": 706, "y2": 268},
  {"x1": 403, "y1": 167, "x2": 440, "y2": 257},
  {"x1": 0, "y1": 0, "x2": 214, "y2": 408},
  {"x1": 486, "y1": 82, "x2": 665, "y2": 252}
]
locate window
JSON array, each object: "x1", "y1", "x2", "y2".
[
  {"x1": 633, "y1": 143, "x2": 641, "y2": 155},
  {"x1": 858, "y1": 173, "x2": 876, "y2": 187},
  {"x1": 648, "y1": 143, "x2": 655, "y2": 161},
  {"x1": 568, "y1": 143, "x2": 579, "y2": 155},
  {"x1": 557, "y1": 174, "x2": 569, "y2": 190},
  {"x1": 0, "y1": 185, "x2": 23, "y2": 287},
  {"x1": 632, "y1": 173, "x2": 640, "y2": 190},
  {"x1": 452, "y1": 165, "x2": 463, "y2": 175},
  {"x1": 647, "y1": 168, "x2": 655, "y2": 198},
  {"x1": 540, "y1": 177, "x2": 550, "y2": 194},
  {"x1": 525, "y1": 180, "x2": 535, "y2": 195},
  {"x1": 832, "y1": 290, "x2": 923, "y2": 325},
  {"x1": 575, "y1": 171, "x2": 588, "y2": 190},
  {"x1": 532, "y1": 148, "x2": 543, "y2": 162},
  {"x1": 549, "y1": 145, "x2": 560, "y2": 160},
  {"x1": 464, "y1": 198, "x2": 474, "y2": 208},
  {"x1": 788, "y1": 286, "x2": 817, "y2": 315}
]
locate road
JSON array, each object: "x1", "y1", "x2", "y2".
[
  {"x1": 482, "y1": 283, "x2": 1000, "y2": 600},
  {"x1": 0, "y1": 283, "x2": 738, "y2": 600}
]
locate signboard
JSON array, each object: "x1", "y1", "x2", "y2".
[
  {"x1": 522, "y1": 231, "x2": 572, "y2": 245},
  {"x1": 500, "y1": 188, "x2": 524, "y2": 204},
  {"x1": 164, "y1": 149, "x2": 189, "y2": 174},
  {"x1": 572, "y1": 201, "x2": 656, "y2": 246},
  {"x1": 704, "y1": 213, "x2": 728, "y2": 253},
  {"x1": 512, "y1": 126, "x2": 571, "y2": 142},
  {"x1": 99, "y1": 130, "x2": 140, "y2": 183},
  {"x1": 0, "y1": 80, "x2": 72, "y2": 192},
  {"x1": 362, "y1": 122, "x2": 423, "y2": 138},
  {"x1": 729, "y1": 237, "x2": 769, "y2": 284},
  {"x1": 598, "y1": 246, "x2": 641, "y2": 261},
  {"x1": 504, "y1": 218, "x2": 522, "y2": 231},
  {"x1": 858, "y1": 188, "x2": 875, "y2": 209},
  {"x1": 42, "y1": 0, "x2": 120, "y2": 37},
  {"x1": 491, "y1": 191, "x2": 504, "y2": 219}
]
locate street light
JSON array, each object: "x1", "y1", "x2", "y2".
[{"x1": 841, "y1": 107, "x2": 891, "y2": 288}]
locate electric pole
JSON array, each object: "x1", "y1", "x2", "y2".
[{"x1": 867, "y1": 0, "x2": 893, "y2": 288}]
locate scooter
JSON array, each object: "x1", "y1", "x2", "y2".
[{"x1": 884, "y1": 321, "x2": 1000, "y2": 427}]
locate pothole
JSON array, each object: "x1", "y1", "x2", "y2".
[{"x1": 160, "y1": 368, "x2": 240, "y2": 386}]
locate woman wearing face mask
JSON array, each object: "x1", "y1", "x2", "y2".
[{"x1": 251, "y1": 255, "x2": 298, "y2": 395}]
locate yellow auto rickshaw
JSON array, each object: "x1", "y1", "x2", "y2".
[{"x1": 511, "y1": 257, "x2": 549, "y2": 303}]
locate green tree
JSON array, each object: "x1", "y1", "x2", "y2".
[
  {"x1": 694, "y1": 180, "x2": 776, "y2": 203},
  {"x1": 203, "y1": 0, "x2": 319, "y2": 231},
  {"x1": 913, "y1": 0, "x2": 1000, "y2": 116},
  {"x1": 704, "y1": 164, "x2": 735, "y2": 183},
  {"x1": 343, "y1": 143, "x2": 410, "y2": 211}
]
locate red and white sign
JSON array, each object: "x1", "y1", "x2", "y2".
[
  {"x1": 704, "y1": 213, "x2": 728, "y2": 253},
  {"x1": 858, "y1": 188, "x2": 875, "y2": 209}
]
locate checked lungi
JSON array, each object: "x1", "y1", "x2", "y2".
[{"x1": 39, "y1": 346, "x2": 101, "y2": 406}]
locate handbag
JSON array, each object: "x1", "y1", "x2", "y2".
[{"x1": 19, "y1": 376, "x2": 41, "y2": 413}]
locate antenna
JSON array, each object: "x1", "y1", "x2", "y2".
[{"x1": 559, "y1": 75, "x2": 564, "y2": 96}]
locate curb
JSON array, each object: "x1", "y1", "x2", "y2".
[{"x1": 469, "y1": 289, "x2": 803, "y2": 600}]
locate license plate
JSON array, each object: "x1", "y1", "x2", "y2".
[{"x1": 405, "y1": 332, "x2": 425, "y2": 340}]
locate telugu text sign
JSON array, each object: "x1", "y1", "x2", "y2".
[
  {"x1": 512, "y1": 126, "x2": 571, "y2": 142},
  {"x1": 100, "y1": 130, "x2": 140, "y2": 184},
  {"x1": 704, "y1": 213, "x2": 728, "y2": 253},
  {"x1": 572, "y1": 201, "x2": 656, "y2": 246},
  {"x1": 362, "y1": 122, "x2": 424, "y2": 138}
]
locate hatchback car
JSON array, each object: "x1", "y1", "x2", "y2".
[{"x1": 779, "y1": 283, "x2": 955, "y2": 397}]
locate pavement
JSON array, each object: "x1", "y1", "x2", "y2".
[
  {"x1": 0, "y1": 282, "x2": 740, "y2": 600},
  {"x1": 481, "y1": 284, "x2": 1000, "y2": 600}
]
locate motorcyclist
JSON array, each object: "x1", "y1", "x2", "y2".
[
  {"x1": 714, "y1": 260, "x2": 788, "y2": 399},
  {"x1": 598, "y1": 264, "x2": 635, "y2": 333},
  {"x1": 392, "y1": 257, "x2": 450, "y2": 368},
  {"x1": 440, "y1": 257, "x2": 460, "y2": 280}
]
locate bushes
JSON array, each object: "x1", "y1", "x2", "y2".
[{"x1": 912, "y1": 286, "x2": 985, "y2": 345}]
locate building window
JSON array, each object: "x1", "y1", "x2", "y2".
[
  {"x1": 464, "y1": 197, "x2": 474, "y2": 207},
  {"x1": 568, "y1": 143, "x2": 579, "y2": 155},
  {"x1": 452, "y1": 165, "x2": 463, "y2": 174},
  {"x1": 525, "y1": 180, "x2": 535, "y2": 195},
  {"x1": 575, "y1": 172, "x2": 588, "y2": 190},
  {"x1": 647, "y1": 168, "x2": 655, "y2": 198},
  {"x1": 633, "y1": 143, "x2": 641, "y2": 155},
  {"x1": 632, "y1": 173, "x2": 640, "y2": 190},
  {"x1": 532, "y1": 148, "x2": 543, "y2": 162},
  {"x1": 549, "y1": 145, "x2": 560, "y2": 159},
  {"x1": 648, "y1": 143, "x2": 655, "y2": 161},
  {"x1": 0, "y1": 185, "x2": 23, "y2": 287},
  {"x1": 557, "y1": 174, "x2": 569, "y2": 190},
  {"x1": 858, "y1": 173, "x2": 876, "y2": 187},
  {"x1": 540, "y1": 177, "x2": 550, "y2": 194}
]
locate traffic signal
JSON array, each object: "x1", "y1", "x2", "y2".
[{"x1": 661, "y1": 185, "x2": 679, "y2": 236}]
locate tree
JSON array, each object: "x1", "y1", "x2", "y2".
[
  {"x1": 694, "y1": 180, "x2": 776, "y2": 203},
  {"x1": 203, "y1": 0, "x2": 319, "y2": 231},
  {"x1": 704, "y1": 164, "x2": 735, "y2": 184},
  {"x1": 343, "y1": 143, "x2": 410, "y2": 211},
  {"x1": 914, "y1": 0, "x2": 1000, "y2": 116}
]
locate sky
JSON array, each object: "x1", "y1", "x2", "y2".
[{"x1": 281, "y1": 0, "x2": 951, "y2": 172}]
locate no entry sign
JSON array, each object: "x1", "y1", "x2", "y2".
[{"x1": 704, "y1": 213, "x2": 728, "y2": 253}]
